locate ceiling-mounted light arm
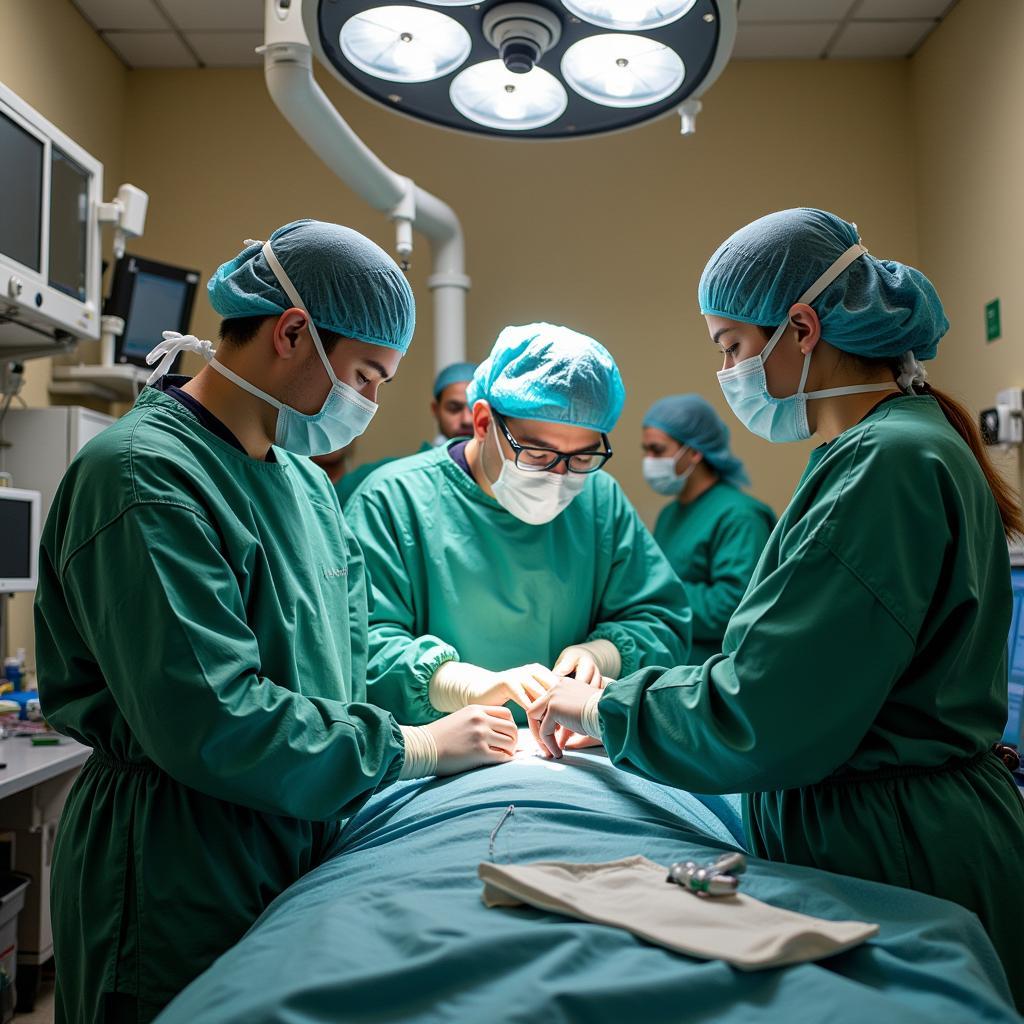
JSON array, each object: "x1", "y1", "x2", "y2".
[
  {"x1": 261, "y1": 0, "x2": 470, "y2": 369},
  {"x1": 390, "y1": 176, "x2": 416, "y2": 271}
]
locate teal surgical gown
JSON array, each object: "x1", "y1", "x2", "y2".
[
  {"x1": 344, "y1": 443, "x2": 692, "y2": 726},
  {"x1": 34, "y1": 386, "x2": 406, "y2": 1023},
  {"x1": 598, "y1": 395, "x2": 1024, "y2": 1007},
  {"x1": 336, "y1": 442, "x2": 433, "y2": 505},
  {"x1": 653, "y1": 482, "x2": 775, "y2": 661}
]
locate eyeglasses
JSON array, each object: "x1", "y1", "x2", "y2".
[{"x1": 494, "y1": 411, "x2": 613, "y2": 474}]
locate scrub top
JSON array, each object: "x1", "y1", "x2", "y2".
[
  {"x1": 653, "y1": 482, "x2": 775, "y2": 661},
  {"x1": 344, "y1": 443, "x2": 692, "y2": 726},
  {"x1": 598, "y1": 395, "x2": 1024, "y2": 1007},
  {"x1": 34, "y1": 381, "x2": 405, "y2": 1023},
  {"x1": 336, "y1": 442, "x2": 434, "y2": 505}
]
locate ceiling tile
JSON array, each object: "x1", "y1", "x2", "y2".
[
  {"x1": 159, "y1": 0, "x2": 262, "y2": 31},
  {"x1": 738, "y1": 0, "x2": 855, "y2": 21},
  {"x1": 72, "y1": 0, "x2": 168, "y2": 30},
  {"x1": 102, "y1": 30, "x2": 199, "y2": 68},
  {"x1": 732, "y1": 22, "x2": 837, "y2": 59},
  {"x1": 856, "y1": 0, "x2": 952, "y2": 16},
  {"x1": 185, "y1": 31, "x2": 263, "y2": 67},
  {"x1": 829, "y1": 19, "x2": 934, "y2": 57}
]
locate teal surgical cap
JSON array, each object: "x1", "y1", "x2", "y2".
[
  {"x1": 433, "y1": 361, "x2": 477, "y2": 399},
  {"x1": 643, "y1": 394, "x2": 749, "y2": 487},
  {"x1": 207, "y1": 218, "x2": 416, "y2": 353},
  {"x1": 698, "y1": 208, "x2": 948, "y2": 361},
  {"x1": 467, "y1": 323, "x2": 625, "y2": 434}
]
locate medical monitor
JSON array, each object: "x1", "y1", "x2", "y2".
[
  {"x1": 105, "y1": 254, "x2": 200, "y2": 369},
  {"x1": 0, "y1": 488, "x2": 41, "y2": 594},
  {"x1": 0, "y1": 80, "x2": 103, "y2": 347},
  {"x1": 1004, "y1": 566, "x2": 1024, "y2": 759}
]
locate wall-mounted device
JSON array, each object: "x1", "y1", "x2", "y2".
[
  {"x1": 0, "y1": 487, "x2": 40, "y2": 595},
  {"x1": 102, "y1": 254, "x2": 200, "y2": 371},
  {"x1": 0, "y1": 79, "x2": 148, "y2": 360},
  {"x1": 980, "y1": 388, "x2": 1023, "y2": 447}
]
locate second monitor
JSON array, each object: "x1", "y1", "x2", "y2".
[{"x1": 105, "y1": 253, "x2": 201, "y2": 370}]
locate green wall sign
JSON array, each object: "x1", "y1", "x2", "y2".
[{"x1": 986, "y1": 298, "x2": 1001, "y2": 342}]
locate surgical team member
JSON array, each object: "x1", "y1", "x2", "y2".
[
  {"x1": 336, "y1": 360, "x2": 477, "y2": 503},
  {"x1": 643, "y1": 394, "x2": 775, "y2": 660},
  {"x1": 345, "y1": 323, "x2": 692, "y2": 726},
  {"x1": 528, "y1": 209, "x2": 1024, "y2": 1006},
  {"x1": 33, "y1": 220, "x2": 516, "y2": 1023}
]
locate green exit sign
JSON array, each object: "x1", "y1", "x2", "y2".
[{"x1": 986, "y1": 298, "x2": 1001, "y2": 342}]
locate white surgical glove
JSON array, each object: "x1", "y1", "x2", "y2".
[
  {"x1": 553, "y1": 640, "x2": 621, "y2": 687},
  {"x1": 429, "y1": 660, "x2": 559, "y2": 713},
  {"x1": 400, "y1": 706, "x2": 517, "y2": 779}
]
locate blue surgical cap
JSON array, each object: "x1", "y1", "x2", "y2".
[
  {"x1": 207, "y1": 218, "x2": 416, "y2": 353},
  {"x1": 698, "y1": 208, "x2": 948, "y2": 361},
  {"x1": 643, "y1": 394, "x2": 749, "y2": 487},
  {"x1": 433, "y1": 361, "x2": 477, "y2": 399},
  {"x1": 467, "y1": 323, "x2": 625, "y2": 434}
]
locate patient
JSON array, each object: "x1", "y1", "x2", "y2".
[{"x1": 158, "y1": 730, "x2": 1020, "y2": 1024}]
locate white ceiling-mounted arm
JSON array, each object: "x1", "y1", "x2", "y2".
[{"x1": 262, "y1": 0, "x2": 469, "y2": 370}]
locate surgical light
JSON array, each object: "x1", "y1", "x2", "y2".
[
  {"x1": 340, "y1": 6, "x2": 472, "y2": 83},
  {"x1": 317, "y1": 0, "x2": 735, "y2": 138},
  {"x1": 451, "y1": 61, "x2": 568, "y2": 130},
  {"x1": 561, "y1": 34, "x2": 684, "y2": 108},
  {"x1": 560, "y1": 0, "x2": 697, "y2": 31}
]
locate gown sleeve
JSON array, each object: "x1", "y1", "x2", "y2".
[
  {"x1": 586, "y1": 486, "x2": 694, "y2": 675},
  {"x1": 59, "y1": 502, "x2": 407, "y2": 820},
  {"x1": 597, "y1": 534, "x2": 914, "y2": 793},
  {"x1": 344, "y1": 490, "x2": 457, "y2": 725}
]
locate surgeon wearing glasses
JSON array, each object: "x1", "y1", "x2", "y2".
[{"x1": 344, "y1": 322, "x2": 692, "y2": 725}]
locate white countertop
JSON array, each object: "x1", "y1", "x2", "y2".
[{"x1": 0, "y1": 736, "x2": 90, "y2": 800}]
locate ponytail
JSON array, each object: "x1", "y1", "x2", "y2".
[{"x1": 917, "y1": 382, "x2": 1024, "y2": 541}]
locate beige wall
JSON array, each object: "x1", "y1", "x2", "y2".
[
  {"x1": 0, "y1": 0, "x2": 127, "y2": 662},
  {"x1": 122, "y1": 57, "x2": 920, "y2": 525},
  {"x1": 911, "y1": 0, "x2": 1024, "y2": 493}
]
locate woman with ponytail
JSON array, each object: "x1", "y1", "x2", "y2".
[{"x1": 529, "y1": 209, "x2": 1024, "y2": 1009}]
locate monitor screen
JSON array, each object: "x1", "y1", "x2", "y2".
[
  {"x1": 120, "y1": 271, "x2": 193, "y2": 361},
  {"x1": 0, "y1": 498, "x2": 31, "y2": 580},
  {"x1": 0, "y1": 109, "x2": 44, "y2": 273},
  {"x1": 48, "y1": 146, "x2": 90, "y2": 300},
  {"x1": 1005, "y1": 567, "x2": 1024, "y2": 749}
]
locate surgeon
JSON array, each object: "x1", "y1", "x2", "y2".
[
  {"x1": 345, "y1": 323, "x2": 691, "y2": 727},
  {"x1": 34, "y1": 220, "x2": 516, "y2": 1024},
  {"x1": 643, "y1": 394, "x2": 775, "y2": 660},
  {"x1": 527, "y1": 209, "x2": 1024, "y2": 1007},
  {"x1": 336, "y1": 360, "x2": 477, "y2": 503}
]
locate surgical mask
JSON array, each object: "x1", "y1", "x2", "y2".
[
  {"x1": 716, "y1": 243, "x2": 896, "y2": 443},
  {"x1": 643, "y1": 449, "x2": 694, "y2": 496},
  {"x1": 145, "y1": 241, "x2": 377, "y2": 457},
  {"x1": 486, "y1": 420, "x2": 586, "y2": 525}
]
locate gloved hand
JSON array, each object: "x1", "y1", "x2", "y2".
[
  {"x1": 556, "y1": 675, "x2": 612, "y2": 751},
  {"x1": 430, "y1": 660, "x2": 559, "y2": 713},
  {"x1": 553, "y1": 640, "x2": 621, "y2": 686},
  {"x1": 400, "y1": 706, "x2": 517, "y2": 778},
  {"x1": 527, "y1": 678, "x2": 603, "y2": 760}
]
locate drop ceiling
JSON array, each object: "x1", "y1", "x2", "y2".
[{"x1": 70, "y1": 0, "x2": 959, "y2": 68}]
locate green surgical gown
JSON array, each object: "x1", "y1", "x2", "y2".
[
  {"x1": 653, "y1": 482, "x2": 775, "y2": 661},
  {"x1": 34, "y1": 387, "x2": 406, "y2": 1023},
  {"x1": 336, "y1": 442, "x2": 433, "y2": 505},
  {"x1": 344, "y1": 443, "x2": 692, "y2": 726},
  {"x1": 598, "y1": 395, "x2": 1024, "y2": 1007}
]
